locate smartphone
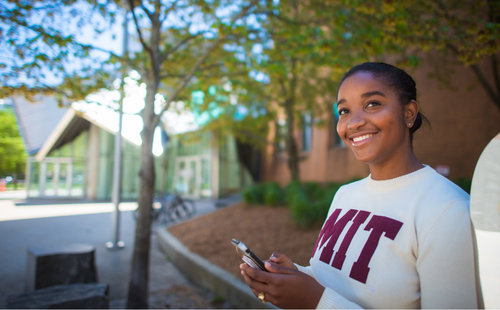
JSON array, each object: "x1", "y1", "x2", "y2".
[{"x1": 231, "y1": 238, "x2": 268, "y2": 272}]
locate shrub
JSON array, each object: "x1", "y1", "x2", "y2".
[
  {"x1": 243, "y1": 182, "x2": 285, "y2": 206},
  {"x1": 454, "y1": 177, "x2": 472, "y2": 194},
  {"x1": 263, "y1": 182, "x2": 285, "y2": 206},
  {"x1": 242, "y1": 183, "x2": 265, "y2": 205},
  {"x1": 286, "y1": 181, "x2": 345, "y2": 228},
  {"x1": 244, "y1": 179, "x2": 357, "y2": 228}
]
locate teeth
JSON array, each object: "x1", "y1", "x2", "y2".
[{"x1": 352, "y1": 134, "x2": 373, "y2": 143}]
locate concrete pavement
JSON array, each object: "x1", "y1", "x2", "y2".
[{"x1": 0, "y1": 191, "x2": 232, "y2": 308}]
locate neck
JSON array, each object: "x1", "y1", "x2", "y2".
[{"x1": 369, "y1": 152, "x2": 423, "y2": 181}]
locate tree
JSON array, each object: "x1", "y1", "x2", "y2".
[
  {"x1": 0, "y1": 0, "x2": 120, "y2": 100},
  {"x1": 0, "y1": 109, "x2": 27, "y2": 187},
  {"x1": 354, "y1": 0, "x2": 500, "y2": 111},
  {"x1": 1, "y1": 0, "x2": 259, "y2": 308},
  {"x1": 236, "y1": 0, "x2": 392, "y2": 181}
]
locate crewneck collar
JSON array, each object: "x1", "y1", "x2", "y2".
[{"x1": 366, "y1": 165, "x2": 433, "y2": 191}]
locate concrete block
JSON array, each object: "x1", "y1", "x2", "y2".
[
  {"x1": 157, "y1": 228, "x2": 276, "y2": 309},
  {"x1": 26, "y1": 243, "x2": 98, "y2": 292},
  {"x1": 6, "y1": 283, "x2": 109, "y2": 309}
]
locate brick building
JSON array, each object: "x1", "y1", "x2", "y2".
[{"x1": 261, "y1": 54, "x2": 500, "y2": 185}]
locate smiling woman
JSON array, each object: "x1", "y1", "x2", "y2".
[
  {"x1": 336, "y1": 64, "x2": 425, "y2": 180},
  {"x1": 239, "y1": 62, "x2": 484, "y2": 309}
]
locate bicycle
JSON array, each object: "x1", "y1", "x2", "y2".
[{"x1": 134, "y1": 192, "x2": 196, "y2": 224}]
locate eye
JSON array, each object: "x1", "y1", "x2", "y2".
[
  {"x1": 338, "y1": 108, "x2": 349, "y2": 116},
  {"x1": 366, "y1": 101, "x2": 380, "y2": 108}
]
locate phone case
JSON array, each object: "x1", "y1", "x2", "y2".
[{"x1": 231, "y1": 238, "x2": 267, "y2": 271}]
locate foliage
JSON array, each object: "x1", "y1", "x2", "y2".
[
  {"x1": 263, "y1": 182, "x2": 285, "y2": 206},
  {"x1": 242, "y1": 182, "x2": 285, "y2": 206},
  {"x1": 244, "y1": 179, "x2": 359, "y2": 228},
  {"x1": 352, "y1": 0, "x2": 500, "y2": 110},
  {"x1": 454, "y1": 177, "x2": 472, "y2": 194},
  {"x1": 0, "y1": 109, "x2": 27, "y2": 177},
  {"x1": 0, "y1": 0, "x2": 120, "y2": 101},
  {"x1": 242, "y1": 183, "x2": 264, "y2": 205},
  {"x1": 285, "y1": 181, "x2": 340, "y2": 228},
  {"x1": 231, "y1": 0, "x2": 399, "y2": 181}
]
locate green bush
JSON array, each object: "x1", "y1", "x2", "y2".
[
  {"x1": 454, "y1": 177, "x2": 472, "y2": 194},
  {"x1": 242, "y1": 183, "x2": 265, "y2": 204},
  {"x1": 243, "y1": 182, "x2": 285, "y2": 206},
  {"x1": 263, "y1": 182, "x2": 285, "y2": 206},
  {"x1": 244, "y1": 179, "x2": 359, "y2": 228},
  {"x1": 283, "y1": 181, "x2": 340, "y2": 228}
]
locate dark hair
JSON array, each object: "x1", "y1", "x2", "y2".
[{"x1": 339, "y1": 62, "x2": 429, "y2": 145}]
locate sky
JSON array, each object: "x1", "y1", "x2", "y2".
[
  {"x1": 73, "y1": 70, "x2": 200, "y2": 156},
  {"x1": 68, "y1": 4, "x2": 203, "y2": 156}
]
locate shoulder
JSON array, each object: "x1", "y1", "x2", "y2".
[
  {"x1": 336, "y1": 177, "x2": 368, "y2": 196},
  {"x1": 413, "y1": 167, "x2": 470, "y2": 214},
  {"x1": 411, "y1": 167, "x2": 471, "y2": 240}
]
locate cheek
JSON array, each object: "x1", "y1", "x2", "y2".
[
  {"x1": 336, "y1": 121, "x2": 346, "y2": 136},
  {"x1": 381, "y1": 113, "x2": 407, "y2": 141}
]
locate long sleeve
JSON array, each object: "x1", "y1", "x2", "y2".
[
  {"x1": 296, "y1": 264, "x2": 364, "y2": 309},
  {"x1": 417, "y1": 200, "x2": 481, "y2": 309}
]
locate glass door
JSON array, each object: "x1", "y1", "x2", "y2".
[{"x1": 175, "y1": 155, "x2": 209, "y2": 198}]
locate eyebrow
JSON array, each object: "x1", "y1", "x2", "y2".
[{"x1": 337, "y1": 90, "x2": 386, "y2": 106}]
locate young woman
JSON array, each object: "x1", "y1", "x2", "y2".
[{"x1": 240, "y1": 62, "x2": 483, "y2": 309}]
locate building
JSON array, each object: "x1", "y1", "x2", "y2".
[
  {"x1": 19, "y1": 100, "x2": 250, "y2": 200},
  {"x1": 261, "y1": 54, "x2": 500, "y2": 185}
]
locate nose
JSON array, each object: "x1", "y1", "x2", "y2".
[{"x1": 347, "y1": 110, "x2": 367, "y2": 131}]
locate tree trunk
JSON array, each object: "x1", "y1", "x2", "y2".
[
  {"x1": 126, "y1": 82, "x2": 157, "y2": 309},
  {"x1": 285, "y1": 56, "x2": 300, "y2": 182},
  {"x1": 285, "y1": 100, "x2": 300, "y2": 181}
]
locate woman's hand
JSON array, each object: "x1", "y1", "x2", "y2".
[
  {"x1": 268, "y1": 252, "x2": 297, "y2": 270},
  {"x1": 240, "y1": 260, "x2": 325, "y2": 309}
]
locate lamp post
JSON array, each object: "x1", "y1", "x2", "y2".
[{"x1": 106, "y1": 9, "x2": 128, "y2": 250}]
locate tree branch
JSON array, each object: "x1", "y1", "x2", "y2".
[
  {"x1": 151, "y1": 0, "x2": 259, "y2": 126},
  {"x1": 152, "y1": 37, "x2": 225, "y2": 126},
  {"x1": 491, "y1": 54, "x2": 500, "y2": 106},
  {"x1": 128, "y1": 0, "x2": 153, "y2": 58},
  {"x1": 140, "y1": 3, "x2": 153, "y2": 20},
  {"x1": 471, "y1": 63, "x2": 500, "y2": 109},
  {"x1": 446, "y1": 42, "x2": 500, "y2": 110},
  {"x1": 159, "y1": 33, "x2": 200, "y2": 63}
]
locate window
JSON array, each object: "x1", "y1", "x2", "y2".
[
  {"x1": 302, "y1": 113, "x2": 312, "y2": 152},
  {"x1": 329, "y1": 102, "x2": 345, "y2": 148},
  {"x1": 276, "y1": 119, "x2": 287, "y2": 154}
]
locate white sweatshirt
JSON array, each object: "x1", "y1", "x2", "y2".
[{"x1": 297, "y1": 166, "x2": 482, "y2": 309}]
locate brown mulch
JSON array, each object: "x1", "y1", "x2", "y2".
[{"x1": 167, "y1": 202, "x2": 322, "y2": 280}]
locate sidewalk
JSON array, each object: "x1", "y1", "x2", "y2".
[{"x1": 0, "y1": 195, "x2": 233, "y2": 308}]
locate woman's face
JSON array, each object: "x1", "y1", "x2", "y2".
[{"x1": 336, "y1": 72, "x2": 412, "y2": 167}]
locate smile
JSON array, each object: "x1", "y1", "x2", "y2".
[
  {"x1": 352, "y1": 134, "x2": 373, "y2": 143},
  {"x1": 350, "y1": 133, "x2": 376, "y2": 146}
]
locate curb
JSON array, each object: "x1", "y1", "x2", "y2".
[{"x1": 156, "y1": 228, "x2": 277, "y2": 309}]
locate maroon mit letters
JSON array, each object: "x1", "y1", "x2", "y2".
[{"x1": 312, "y1": 209, "x2": 403, "y2": 284}]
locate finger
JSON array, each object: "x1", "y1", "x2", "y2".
[
  {"x1": 265, "y1": 261, "x2": 297, "y2": 275},
  {"x1": 241, "y1": 267, "x2": 268, "y2": 293},
  {"x1": 240, "y1": 263, "x2": 267, "y2": 283},
  {"x1": 269, "y1": 252, "x2": 286, "y2": 263}
]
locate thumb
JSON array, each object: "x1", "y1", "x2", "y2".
[
  {"x1": 269, "y1": 252, "x2": 287, "y2": 264},
  {"x1": 265, "y1": 261, "x2": 295, "y2": 274}
]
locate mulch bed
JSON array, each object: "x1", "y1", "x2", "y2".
[{"x1": 167, "y1": 202, "x2": 322, "y2": 280}]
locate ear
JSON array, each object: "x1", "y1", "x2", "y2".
[{"x1": 404, "y1": 100, "x2": 419, "y2": 127}]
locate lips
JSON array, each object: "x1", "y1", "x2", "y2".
[{"x1": 349, "y1": 133, "x2": 376, "y2": 147}]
